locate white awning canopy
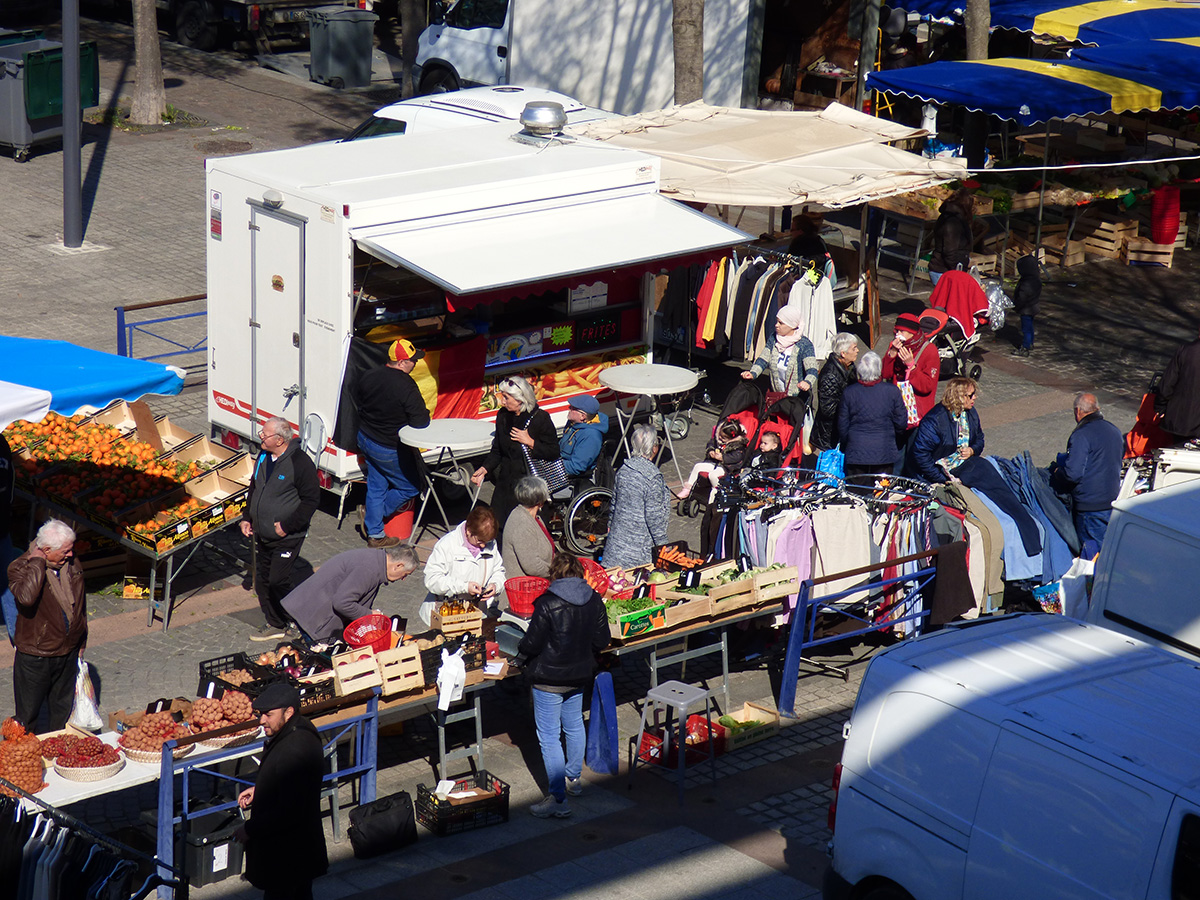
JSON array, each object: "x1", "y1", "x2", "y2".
[
  {"x1": 352, "y1": 193, "x2": 750, "y2": 294},
  {"x1": 568, "y1": 102, "x2": 968, "y2": 209}
]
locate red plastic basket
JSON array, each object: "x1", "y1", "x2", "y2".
[
  {"x1": 344, "y1": 613, "x2": 392, "y2": 653},
  {"x1": 580, "y1": 558, "x2": 610, "y2": 596},
  {"x1": 505, "y1": 577, "x2": 548, "y2": 618}
]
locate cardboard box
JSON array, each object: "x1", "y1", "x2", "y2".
[
  {"x1": 217, "y1": 453, "x2": 254, "y2": 486},
  {"x1": 184, "y1": 470, "x2": 249, "y2": 530},
  {"x1": 122, "y1": 576, "x2": 165, "y2": 601},
  {"x1": 108, "y1": 698, "x2": 192, "y2": 734},
  {"x1": 88, "y1": 400, "x2": 138, "y2": 433},
  {"x1": 162, "y1": 436, "x2": 240, "y2": 470},
  {"x1": 608, "y1": 601, "x2": 667, "y2": 640},
  {"x1": 153, "y1": 416, "x2": 198, "y2": 453},
  {"x1": 721, "y1": 701, "x2": 781, "y2": 752}
]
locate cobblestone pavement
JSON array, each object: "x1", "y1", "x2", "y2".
[{"x1": 1, "y1": 11, "x2": 1198, "y2": 899}]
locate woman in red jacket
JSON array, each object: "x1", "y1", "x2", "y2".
[{"x1": 883, "y1": 311, "x2": 942, "y2": 470}]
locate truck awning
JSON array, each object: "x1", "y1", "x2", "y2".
[{"x1": 351, "y1": 193, "x2": 750, "y2": 295}]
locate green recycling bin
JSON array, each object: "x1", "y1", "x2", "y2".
[
  {"x1": 309, "y1": 6, "x2": 378, "y2": 89},
  {"x1": 0, "y1": 39, "x2": 99, "y2": 162},
  {"x1": 0, "y1": 28, "x2": 45, "y2": 47}
]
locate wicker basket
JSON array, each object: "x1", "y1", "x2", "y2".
[
  {"x1": 54, "y1": 756, "x2": 125, "y2": 782},
  {"x1": 121, "y1": 743, "x2": 194, "y2": 764},
  {"x1": 196, "y1": 726, "x2": 261, "y2": 751}
]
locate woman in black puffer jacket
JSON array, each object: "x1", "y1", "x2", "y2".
[{"x1": 516, "y1": 552, "x2": 610, "y2": 818}]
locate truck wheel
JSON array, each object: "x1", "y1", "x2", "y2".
[
  {"x1": 418, "y1": 67, "x2": 459, "y2": 95},
  {"x1": 175, "y1": 1, "x2": 218, "y2": 51},
  {"x1": 861, "y1": 884, "x2": 914, "y2": 900}
]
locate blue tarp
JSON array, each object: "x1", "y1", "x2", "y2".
[
  {"x1": 0, "y1": 337, "x2": 184, "y2": 416},
  {"x1": 901, "y1": 0, "x2": 1200, "y2": 46},
  {"x1": 868, "y1": 38, "x2": 1200, "y2": 125}
]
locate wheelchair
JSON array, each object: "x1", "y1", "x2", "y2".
[{"x1": 540, "y1": 470, "x2": 612, "y2": 559}]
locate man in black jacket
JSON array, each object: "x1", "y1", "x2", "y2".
[
  {"x1": 516, "y1": 553, "x2": 610, "y2": 819},
  {"x1": 353, "y1": 339, "x2": 431, "y2": 549},
  {"x1": 1157, "y1": 327, "x2": 1200, "y2": 443},
  {"x1": 241, "y1": 417, "x2": 320, "y2": 641},
  {"x1": 1051, "y1": 393, "x2": 1123, "y2": 553},
  {"x1": 237, "y1": 683, "x2": 328, "y2": 900}
]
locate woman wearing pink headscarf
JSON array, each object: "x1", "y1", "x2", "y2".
[{"x1": 741, "y1": 305, "x2": 818, "y2": 398}]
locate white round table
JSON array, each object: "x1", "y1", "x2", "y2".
[
  {"x1": 399, "y1": 419, "x2": 495, "y2": 543},
  {"x1": 599, "y1": 363, "x2": 699, "y2": 484}
]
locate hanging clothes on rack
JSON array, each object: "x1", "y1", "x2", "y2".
[{"x1": 786, "y1": 274, "x2": 837, "y2": 362}]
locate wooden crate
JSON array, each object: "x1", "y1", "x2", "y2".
[
  {"x1": 753, "y1": 566, "x2": 801, "y2": 603},
  {"x1": 895, "y1": 220, "x2": 931, "y2": 253},
  {"x1": 1008, "y1": 191, "x2": 1044, "y2": 212},
  {"x1": 663, "y1": 595, "x2": 713, "y2": 629},
  {"x1": 1041, "y1": 234, "x2": 1087, "y2": 267},
  {"x1": 1076, "y1": 213, "x2": 1138, "y2": 259},
  {"x1": 431, "y1": 605, "x2": 483, "y2": 637},
  {"x1": 332, "y1": 648, "x2": 382, "y2": 696},
  {"x1": 1122, "y1": 237, "x2": 1174, "y2": 268},
  {"x1": 1009, "y1": 215, "x2": 1068, "y2": 242},
  {"x1": 722, "y1": 702, "x2": 782, "y2": 752},
  {"x1": 969, "y1": 252, "x2": 997, "y2": 276},
  {"x1": 375, "y1": 645, "x2": 423, "y2": 697},
  {"x1": 869, "y1": 191, "x2": 940, "y2": 221}
]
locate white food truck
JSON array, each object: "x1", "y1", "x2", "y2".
[{"x1": 204, "y1": 114, "x2": 748, "y2": 488}]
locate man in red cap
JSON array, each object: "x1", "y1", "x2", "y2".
[{"x1": 352, "y1": 339, "x2": 431, "y2": 548}]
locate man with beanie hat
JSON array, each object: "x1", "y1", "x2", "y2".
[
  {"x1": 237, "y1": 683, "x2": 327, "y2": 900},
  {"x1": 559, "y1": 394, "x2": 608, "y2": 476},
  {"x1": 353, "y1": 339, "x2": 431, "y2": 548}
]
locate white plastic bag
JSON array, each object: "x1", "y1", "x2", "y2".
[
  {"x1": 1059, "y1": 557, "x2": 1095, "y2": 620},
  {"x1": 435, "y1": 647, "x2": 465, "y2": 711},
  {"x1": 68, "y1": 659, "x2": 103, "y2": 732}
]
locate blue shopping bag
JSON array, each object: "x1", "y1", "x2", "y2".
[
  {"x1": 815, "y1": 445, "x2": 844, "y2": 485},
  {"x1": 585, "y1": 671, "x2": 619, "y2": 776}
]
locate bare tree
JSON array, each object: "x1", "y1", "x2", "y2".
[
  {"x1": 964, "y1": 0, "x2": 990, "y2": 59},
  {"x1": 129, "y1": 0, "x2": 166, "y2": 125},
  {"x1": 399, "y1": 0, "x2": 428, "y2": 98},
  {"x1": 673, "y1": 0, "x2": 704, "y2": 105}
]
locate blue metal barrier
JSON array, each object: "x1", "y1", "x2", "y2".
[
  {"x1": 154, "y1": 689, "x2": 380, "y2": 898},
  {"x1": 778, "y1": 548, "x2": 940, "y2": 719},
  {"x1": 115, "y1": 294, "x2": 206, "y2": 361}
]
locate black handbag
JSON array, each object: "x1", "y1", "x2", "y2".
[{"x1": 347, "y1": 791, "x2": 418, "y2": 859}]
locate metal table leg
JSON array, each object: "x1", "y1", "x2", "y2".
[
  {"x1": 610, "y1": 394, "x2": 646, "y2": 466},
  {"x1": 654, "y1": 401, "x2": 688, "y2": 485}
]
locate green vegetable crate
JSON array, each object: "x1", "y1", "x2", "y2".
[
  {"x1": 610, "y1": 601, "x2": 667, "y2": 640},
  {"x1": 719, "y1": 701, "x2": 781, "y2": 752}
]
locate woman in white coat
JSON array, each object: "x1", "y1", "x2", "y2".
[{"x1": 420, "y1": 506, "x2": 506, "y2": 626}]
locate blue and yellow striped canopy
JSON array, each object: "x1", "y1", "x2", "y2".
[
  {"x1": 867, "y1": 38, "x2": 1200, "y2": 125},
  {"x1": 904, "y1": 0, "x2": 1200, "y2": 46}
]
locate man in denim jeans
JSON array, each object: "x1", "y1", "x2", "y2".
[{"x1": 353, "y1": 339, "x2": 430, "y2": 548}]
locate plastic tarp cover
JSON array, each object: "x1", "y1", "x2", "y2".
[
  {"x1": 567, "y1": 102, "x2": 966, "y2": 208},
  {"x1": 0, "y1": 337, "x2": 185, "y2": 417},
  {"x1": 900, "y1": 0, "x2": 1200, "y2": 46},
  {"x1": 0, "y1": 380, "x2": 51, "y2": 431},
  {"x1": 868, "y1": 38, "x2": 1200, "y2": 125}
]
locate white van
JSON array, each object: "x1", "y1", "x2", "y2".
[
  {"x1": 1084, "y1": 479, "x2": 1200, "y2": 659},
  {"x1": 342, "y1": 84, "x2": 611, "y2": 141},
  {"x1": 824, "y1": 613, "x2": 1200, "y2": 900}
]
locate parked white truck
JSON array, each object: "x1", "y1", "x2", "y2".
[{"x1": 415, "y1": 0, "x2": 761, "y2": 114}]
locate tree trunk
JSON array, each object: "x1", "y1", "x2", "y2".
[
  {"x1": 399, "y1": 0, "x2": 428, "y2": 99},
  {"x1": 672, "y1": 0, "x2": 704, "y2": 105},
  {"x1": 129, "y1": 0, "x2": 166, "y2": 125},
  {"x1": 964, "y1": 0, "x2": 989, "y2": 60}
]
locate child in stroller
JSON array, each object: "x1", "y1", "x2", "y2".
[
  {"x1": 677, "y1": 420, "x2": 749, "y2": 503},
  {"x1": 928, "y1": 269, "x2": 989, "y2": 381}
]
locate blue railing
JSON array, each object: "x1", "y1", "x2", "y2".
[{"x1": 115, "y1": 293, "x2": 207, "y2": 361}]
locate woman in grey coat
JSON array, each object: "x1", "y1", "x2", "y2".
[
  {"x1": 502, "y1": 476, "x2": 555, "y2": 579},
  {"x1": 603, "y1": 425, "x2": 671, "y2": 569}
]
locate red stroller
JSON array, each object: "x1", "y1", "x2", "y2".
[
  {"x1": 677, "y1": 382, "x2": 763, "y2": 518},
  {"x1": 929, "y1": 270, "x2": 989, "y2": 380}
]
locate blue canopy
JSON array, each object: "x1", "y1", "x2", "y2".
[
  {"x1": 0, "y1": 337, "x2": 184, "y2": 416},
  {"x1": 902, "y1": 0, "x2": 1200, "y2": 46},
  {"x1": 868, "y1": 38, "x2": 1200, "y2": 125}
]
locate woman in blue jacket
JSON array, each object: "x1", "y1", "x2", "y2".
[
  {"x1": 837, "y1": 351, "x2": 908, "y2": 477},
  {"x1": 908, "y1": 377, "x2": 984, "y2": 483}
]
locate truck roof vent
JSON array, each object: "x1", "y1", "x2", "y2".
[{"x1": 519, "y1": 101, "x2": 567, "y2": 136}]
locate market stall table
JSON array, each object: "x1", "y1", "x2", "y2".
[
  {"x1": 400, "y1": 419, "x2": 494, "y2": 544},
  {"x1": 599, "y1": 363, "x2": 698, "y2": 484}
]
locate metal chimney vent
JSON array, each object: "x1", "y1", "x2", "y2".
[{"x1": 519, "y1": 101, "x2": 567, "y2": 136}]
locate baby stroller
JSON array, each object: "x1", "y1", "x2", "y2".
[
  {"x1": 677, "y1": 381, "x2": 763, "y2": 518},
  {"x1": 759, "y1": 394, "x2": 809, "y2": 468},
  {"x1": 928, "y1": 270, "x2": 989, "y2": 380}
]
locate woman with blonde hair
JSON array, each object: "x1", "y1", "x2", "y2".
[
  {"x1": 908, "y1": 377, "x2": 984, "y2": 483},
  {"x1": 472, "y1": 376, "x2": 559, "y2": 525}
]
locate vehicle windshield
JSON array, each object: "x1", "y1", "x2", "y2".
[
  {"x1": 343, "y1": 116, "x2": 408, "y2": 141},
  {"x1": 446, "y1": 0, "x2": 508, "y2": 29}
]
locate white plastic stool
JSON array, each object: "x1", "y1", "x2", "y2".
[{"x1": 629, "y1": 680, "x2": 717, "y2": 804}]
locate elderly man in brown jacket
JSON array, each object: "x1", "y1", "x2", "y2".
[{"x1": 7, "y1": 519, "x2": 88, "y2": 729}]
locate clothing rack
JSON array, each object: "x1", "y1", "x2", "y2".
[
  {"x1": 0, "y1": 774, "x2": 183, "y2": 886},
  {"x1": 721, "y1": 467, "x2": 934, "y2": 513}
]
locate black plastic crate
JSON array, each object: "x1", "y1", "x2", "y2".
[
  {"x1": 415, "y1": 771, "x2": 509, "y2": 835},
  {"x1": 269, "y1": 640, "x2": 333, "y2": 673},
  {"x1": 296, "y1": 676, "x2": 336, "y2": 710},
  {"x1": 197, "y1": 652, "x2": 282, "y2": 699},
  {"x1": 419, "y1": 634, "x2": 485, "y2": 688}
]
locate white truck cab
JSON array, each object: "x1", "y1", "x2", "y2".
[{"x1": 825, "y1": 613, "x2": 1200, "y2": 900}]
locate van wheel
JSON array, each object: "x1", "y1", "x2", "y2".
[
  {"x1": 860, "y1": 884, "x2": 914, "y2": 900},
  {"x1": 418, "y1": 66, "x2": 459, "y2": 95},
  {"x1": 175, "y1": 0, "x2": 218, "y2": 51}
]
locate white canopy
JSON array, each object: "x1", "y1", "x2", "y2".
[
  {"x1": 351, "y1": 193, "x2": 750, "y2": 295},
  {"x1": 0, "y1": 379, "x2": 51, "y2": 431},
  {"x1": 568, "y1": 102, "x2": 968, "y2": 209}
]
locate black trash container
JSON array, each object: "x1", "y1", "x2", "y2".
[{"x1": 309, "y1": 6, "x2": 378, "y2": 89}]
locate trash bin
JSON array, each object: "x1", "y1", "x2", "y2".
[
  {"x1": 141, "y1": 805, "x2": 245, "y2": 887},
  {"x1": 308, "y1": 6, "x2": 378, "y2": 89},
  {"x1": 0, "y1": 29, "x2": 44, "y2": 47},
  {"x1": 0, "y1": 38, "x2": 99, "y2": 162}
]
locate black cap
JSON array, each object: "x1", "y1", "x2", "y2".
[{"x1": 251, "y1": 682, "x2": 302, "y2": 714}]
